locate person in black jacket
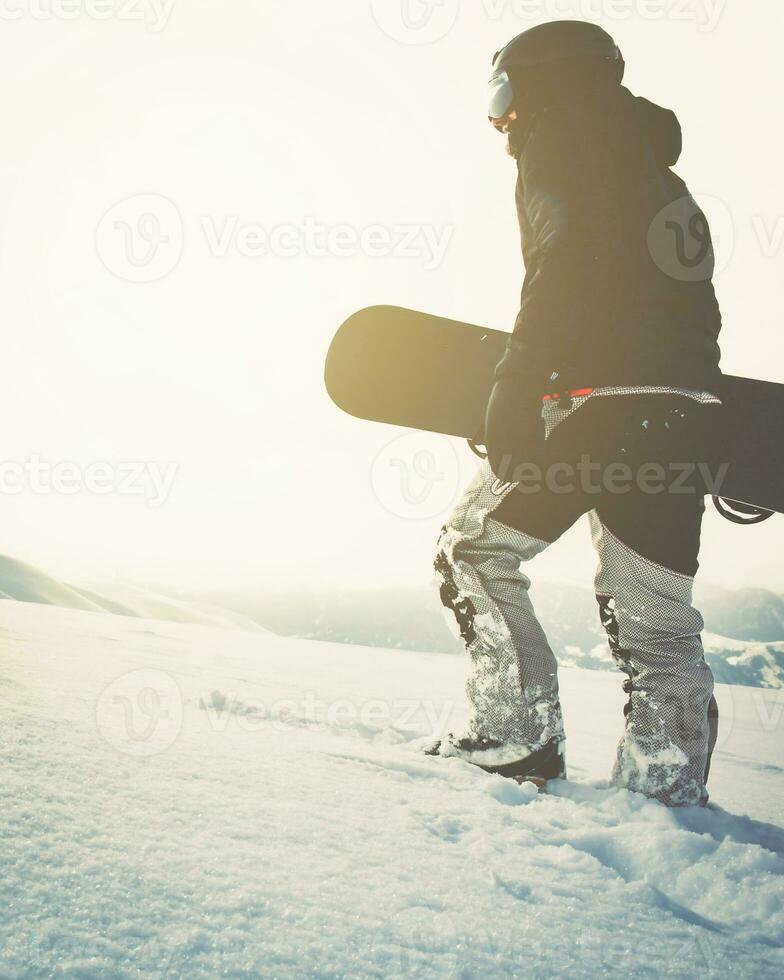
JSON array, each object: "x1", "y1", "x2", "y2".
[{"x1": 430, "y1": 21, "x2": 722, "y2": 806}]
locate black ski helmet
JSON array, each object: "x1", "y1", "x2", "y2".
[{"x1": 488, "y1": 21, "x2": 624, "y2": 121}]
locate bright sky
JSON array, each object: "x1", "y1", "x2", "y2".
[{"x1": 0, "y1": 0, "x2": 782, "y2": 592}]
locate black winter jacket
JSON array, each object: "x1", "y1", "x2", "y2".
[{"x1": 496, "y1": 85, "x2": 723, "y2": 394}]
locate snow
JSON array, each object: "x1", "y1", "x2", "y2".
[
  {"x1": 1, "y1": 600, "x2": 783, "y2": 978},
  {"x1": 703, "y1": 631, "x2": 784, "y2": 690}
]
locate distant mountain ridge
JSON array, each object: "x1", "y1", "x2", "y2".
[
  {"x1": 0, "y1": 555, "x2": 265, "y2": 633},
  {"x1": 697, "y1": 584, "x2": 784, "y2": 643},
  {"x1": 197, "y1": 582, "x2": 784, "y2": 690},
  {"x1": 2, "y1": 554, "x2": 783, "y2": 689}
]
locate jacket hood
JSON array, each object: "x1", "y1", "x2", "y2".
[{"x1": 634, "y1": 94, "x2": 682, "y2": 168}]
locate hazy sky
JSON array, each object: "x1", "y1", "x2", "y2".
[{"x1": 0, "y1": 0, "x2": 782, "y2": 592}]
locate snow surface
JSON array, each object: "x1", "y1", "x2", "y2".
[{"x1": 2, "y1": 600, "x2": 783, "y2": 978}]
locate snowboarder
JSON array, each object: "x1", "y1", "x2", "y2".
[{"x1": 430, "y1": 20, "x2": 723, "y2": 806}]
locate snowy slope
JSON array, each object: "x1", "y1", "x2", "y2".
[
  {"x1": 0, "y1": 555, "x2": 266, "y2": 633},
  {"x1": 1, "y1": 601, "x2": 783, "y2": 978}
]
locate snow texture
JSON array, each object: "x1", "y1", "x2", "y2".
[{"x1": 1, "y1": 600, "x2": 783, "y2": 978}]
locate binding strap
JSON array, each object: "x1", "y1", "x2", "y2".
[
  {"x1": 468, "y1": 434, "x2": 488, "y2": 460},
  {"x1": 713, "y1": 497, "x2": 774, "y2": 526}
]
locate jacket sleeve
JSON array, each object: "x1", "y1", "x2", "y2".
[{"x1": 495, "y1": 107, "x2": 620, "y2": 390}]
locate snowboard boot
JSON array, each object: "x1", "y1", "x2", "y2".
[{"x1": 426, "y1": 736, "x2": 566, "y2": 788}]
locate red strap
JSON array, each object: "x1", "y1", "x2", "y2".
[{"x1": 543, "y1": 388, "x2": 594, "y2": 403}]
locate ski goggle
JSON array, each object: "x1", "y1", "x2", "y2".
[{"x1": 488, "y1": 69, "x2": 514, "y2": 124}]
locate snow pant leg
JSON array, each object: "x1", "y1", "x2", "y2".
[
  {"x1": 434, "y1": 461, "x2": 564, "y2": 750},
  {"x1": 590, "y1": 508, "x2": 716, "y2": 807}
]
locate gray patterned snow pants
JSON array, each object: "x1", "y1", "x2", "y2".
[{"x1": 435, "y1": 392, "x2": 722, "y2": 806}]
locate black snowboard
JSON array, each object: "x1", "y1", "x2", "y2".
[{"x1": 325, "y1": 305, "x2": 784, "y2": 516}]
